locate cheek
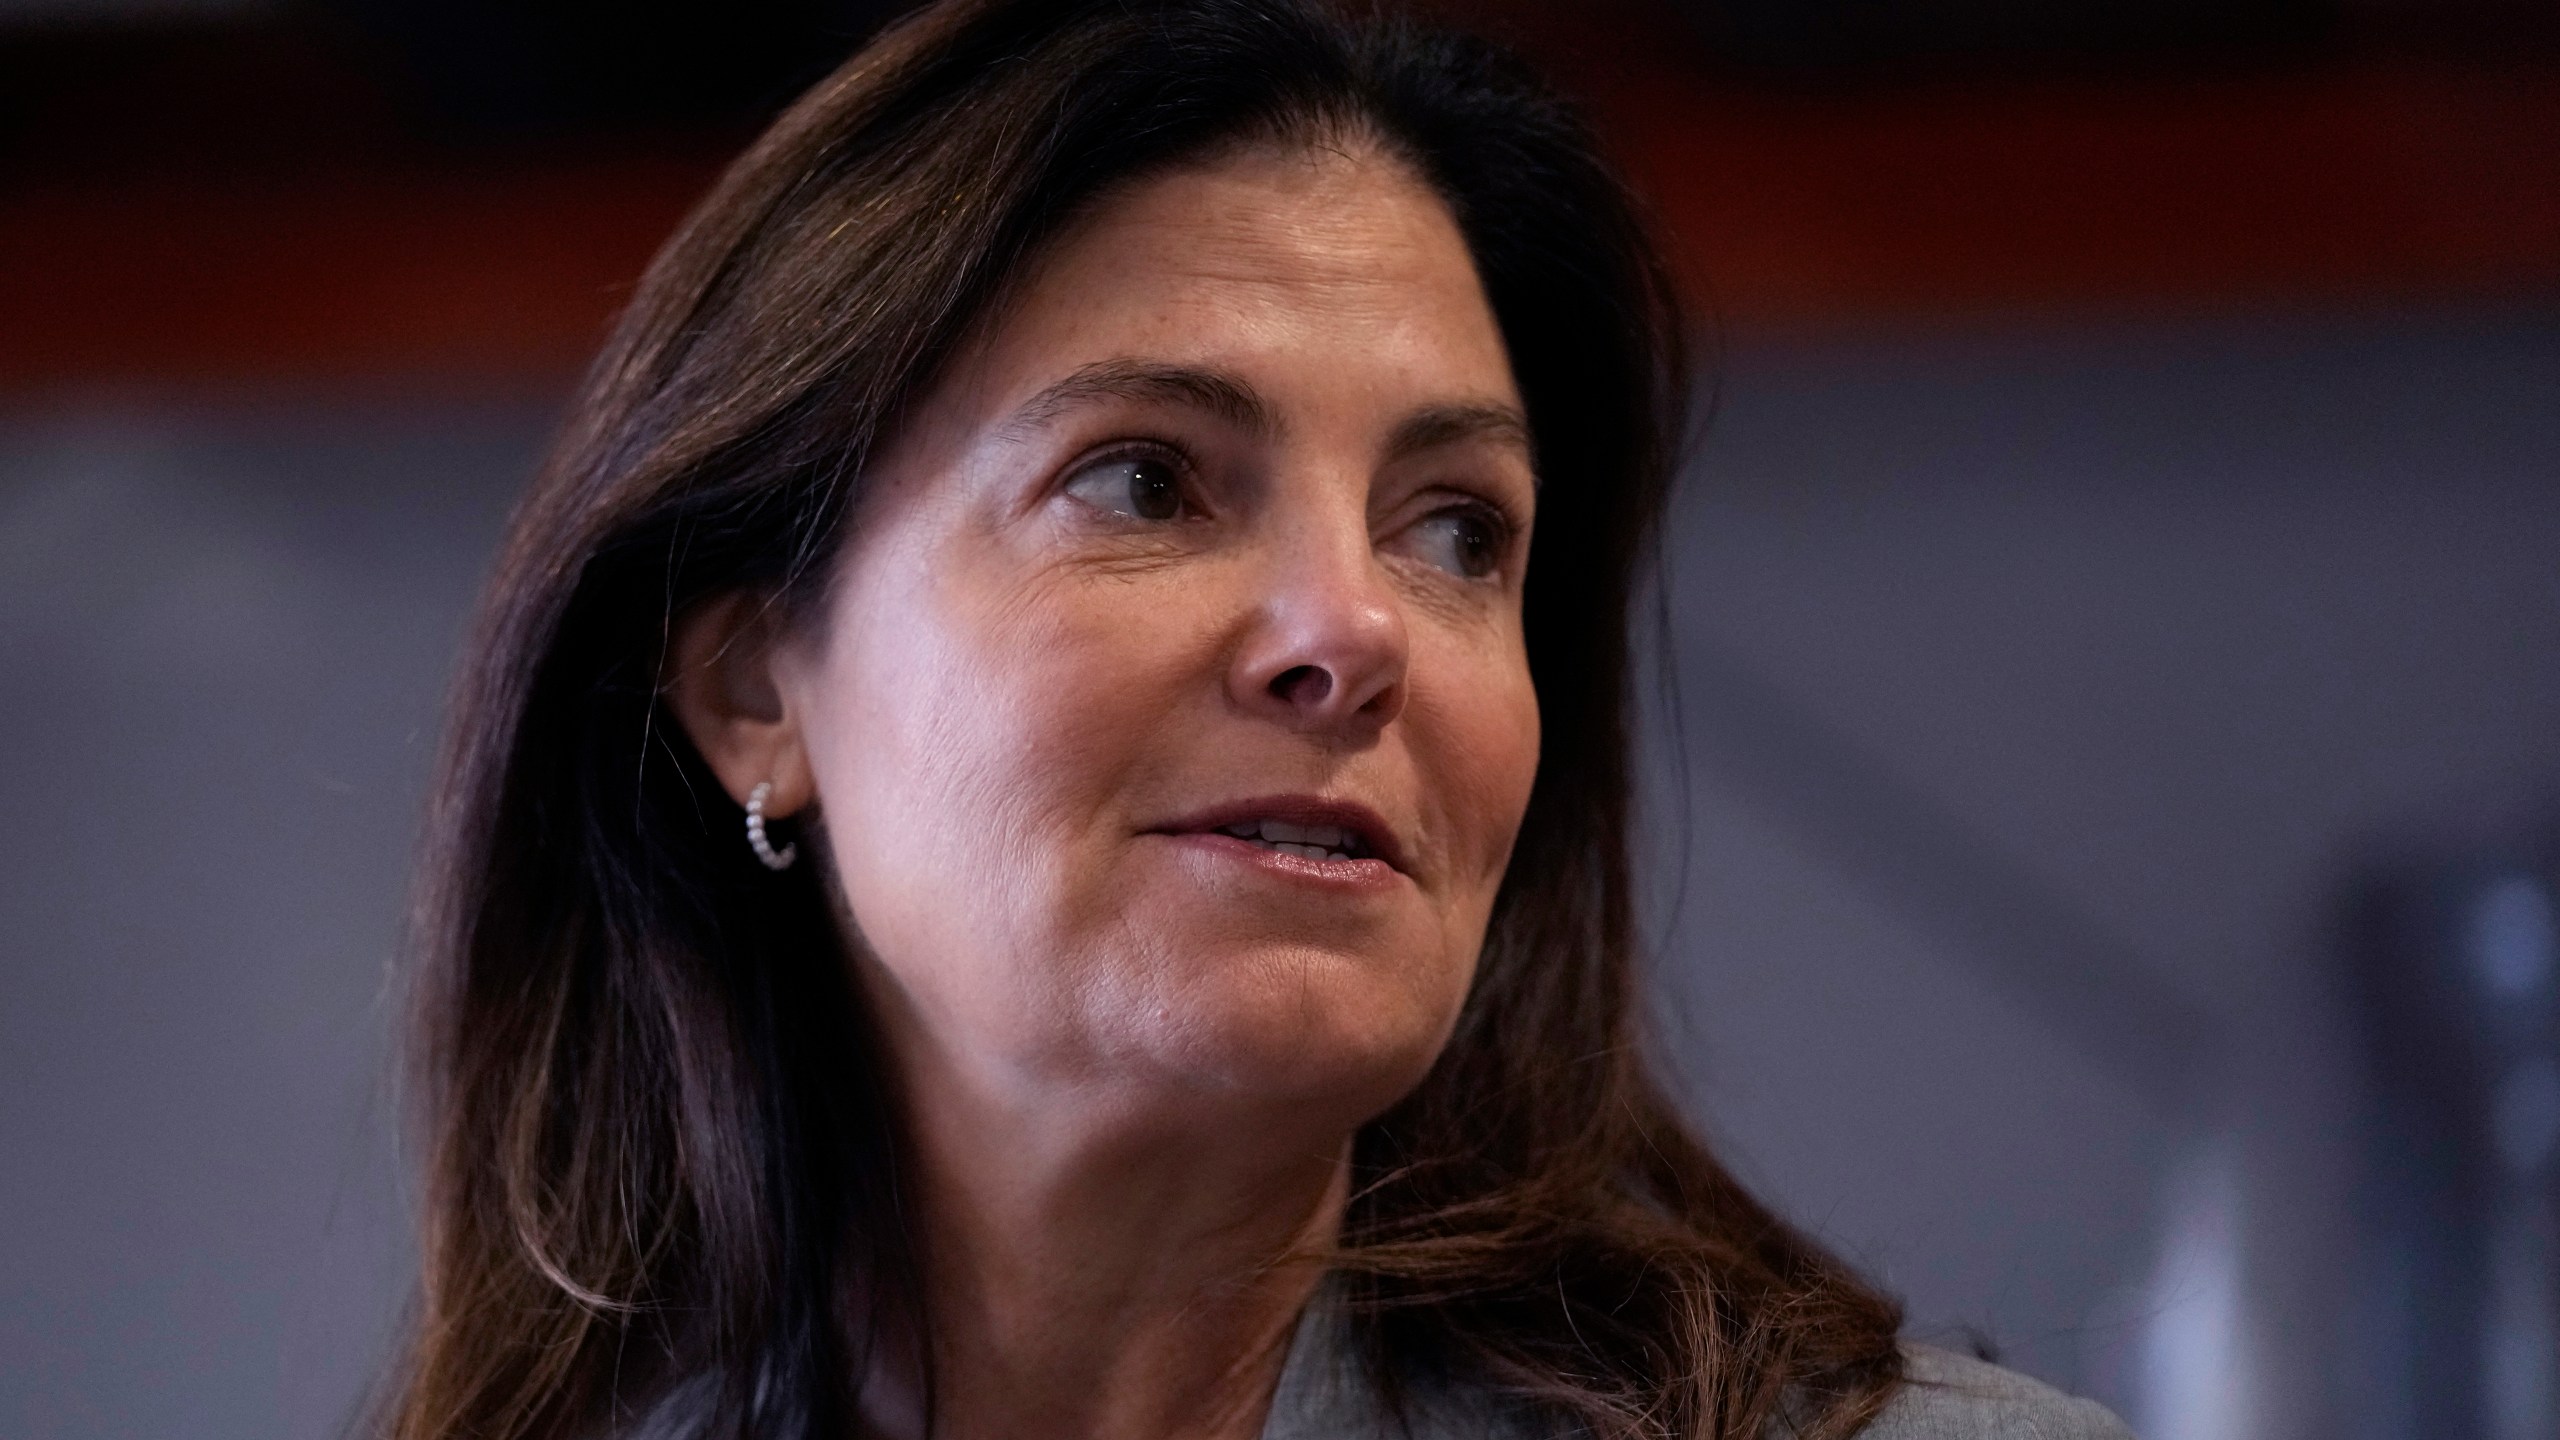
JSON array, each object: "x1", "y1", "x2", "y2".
[
  {"x1": 1415, "y1": 639, "x2": 1542, "y2": 900},
  {"x1": 798, "y1": 544, "x2": 1196, "y2": 1001}
]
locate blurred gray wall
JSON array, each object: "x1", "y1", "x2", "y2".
[
  {"x1": 0, "y1": 402, "x2": 538, "y2": 1439},
  {"x1": 2, "y1": 312, "x2": 2554, "y2": 1439},
  {"x1": 1652, "y1": 314, "x2": 2560, "y2": 1438}
]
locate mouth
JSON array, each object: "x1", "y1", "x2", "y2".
[
  {"x1": 1151, "y1": 796, "x2": 1407, "y2": 875},
  {"x1": 1212, "y1": 817, "x2": 1373, "y2": 862}
]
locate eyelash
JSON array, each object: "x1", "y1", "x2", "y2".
[
  {"x1": 1062, "y1": 439, "x2": 1201, "y2": 509},
  {"x1": 1080, "y1": 435, "x2": 1189, "y2": 470},
  {"x1": 1059, "y1": 438, "x2": 1524, "y2": 568},
  {"x1": 1414, "y1": 495, "x2": 1521, "y2": 580},
  {"x1": 1441, "y1": 495, "x2": 1520, "y2": 547}
]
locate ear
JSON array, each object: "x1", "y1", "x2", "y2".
[{"x1": 662, "y1": 592, "x2": 816, "y2": 819}]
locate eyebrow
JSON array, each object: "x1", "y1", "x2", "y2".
[
  {"x1": 1001, "y1": 359, "x2": 1274, "y2": 439},
  {"x1": 1384, "y1": 402, "x2": 1536, "y2": 471}
]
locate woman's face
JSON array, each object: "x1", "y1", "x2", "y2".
[{"x1": 781, "y1": 140, "x2": 1540, "y2": 1136}]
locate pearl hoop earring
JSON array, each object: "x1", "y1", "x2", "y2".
[{"x1": 745, "y1": 781, "x2": 798, "y2": 872}]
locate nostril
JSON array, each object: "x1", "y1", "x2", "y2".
[{"x1": 1271, "y1": 664, "x2": 1333, "y2": 706}]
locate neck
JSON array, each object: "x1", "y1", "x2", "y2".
[{"x1": 859, "y1": 1054, "x2": 1355, "y2": 1440}]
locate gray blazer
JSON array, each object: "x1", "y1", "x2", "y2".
[
  {"x1": 1261, "y1": 1289, "x2": 2135, "y2": 1440},
  {"x1": 618, "y1": 1283, "x2": 2134, "y2": 1439}
]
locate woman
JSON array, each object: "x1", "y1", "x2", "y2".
[{"x1": 389, "y1": 1, "x2": 2134, "y2": 1437}]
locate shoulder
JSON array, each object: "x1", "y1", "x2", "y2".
[{"x1": 1854, "y1": 1344, "x2": 2136, "y2": 1440}]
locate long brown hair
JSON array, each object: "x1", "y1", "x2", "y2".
[{"x1": 391, "y1": 2, "x2": 1903, "y2": 1437}]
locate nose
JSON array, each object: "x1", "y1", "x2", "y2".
[{"x1": 1229, "y1": 507, "x2": 1409, "y2": 740}]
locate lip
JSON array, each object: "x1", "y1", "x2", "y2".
[{"x1": 1147, "y1": 794, "x2": 1412, "y2": 877}]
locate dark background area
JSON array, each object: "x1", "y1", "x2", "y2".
[{"x1": 2, "y1": 2, "x2": 2556, "y2": 1438}]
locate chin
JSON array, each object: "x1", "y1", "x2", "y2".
[{"x1": 1103, "y1": 936, "x2": 1468, "y2": 1132}]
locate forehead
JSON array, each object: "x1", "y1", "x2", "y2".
[{"x1": 954, "y1": 139, "x2": 1518, "y2": 414}]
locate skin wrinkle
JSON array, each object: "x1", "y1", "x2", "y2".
[
  {"x1": 999, "y1": 360, "x2": 1534, "y2": 480},
  {"x1": 672, "y1": 138, "x2": 1540, "y2": 1440}
]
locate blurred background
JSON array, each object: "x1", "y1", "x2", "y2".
[{"x1": 2, "y1": 0, "x2": 2556, "y2": 1436}]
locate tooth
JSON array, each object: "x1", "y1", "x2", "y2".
[{"x1": 1261, "y1": 821, "x2": 1353, "y2": 850}]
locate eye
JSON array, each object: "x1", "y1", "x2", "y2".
[
  {"x1": 1063, "y1": 452, "x2": 1186, "y2": 521},
  {"x1": 1406, "y1": 505, "x2": 1507, "y2": 579}
]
